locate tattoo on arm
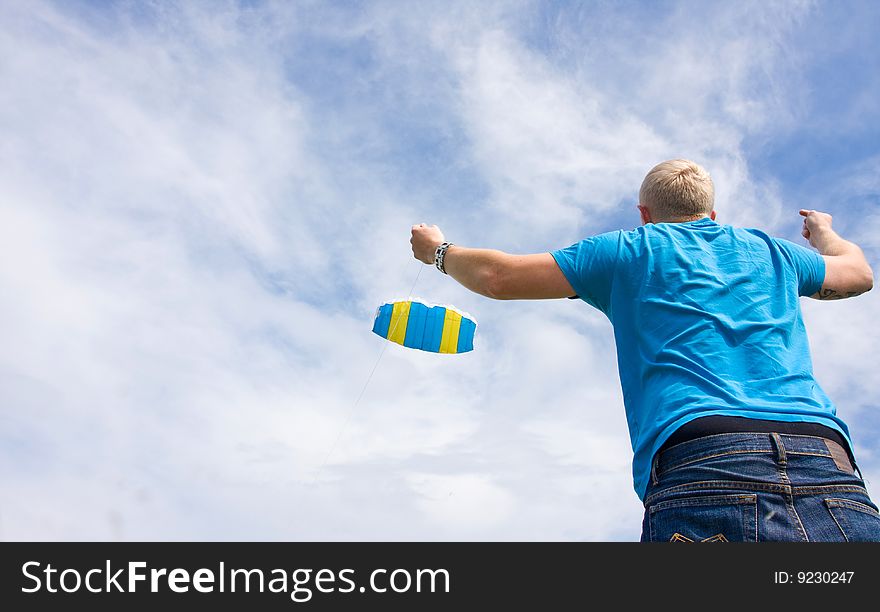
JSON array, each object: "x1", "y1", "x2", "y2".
[{"x1": 817, "y1": 288, "x2": 862, "y2": 300}]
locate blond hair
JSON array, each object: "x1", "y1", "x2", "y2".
[{"x1": 639, "y1": 159, "x2": 714, "y2": 222}]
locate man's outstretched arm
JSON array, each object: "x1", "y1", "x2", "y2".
[
  {"x1": 410, "y1": 224, "x2": 575, "y2": 300},
  {"x1": 800, "y1": 209, "x2": 874, "y2": 300}
]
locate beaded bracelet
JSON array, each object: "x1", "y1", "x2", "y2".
[{"x1": 434, "y1": 242, "x2": 453, "y2": 274}]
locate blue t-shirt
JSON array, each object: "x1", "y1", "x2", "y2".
[{"x1": 551, "y1": 217, "x2": 852, "y2": 500}]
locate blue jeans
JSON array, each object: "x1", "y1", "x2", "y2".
[{"x1": 640, "y1": 432, "x2": 880, "y2": 542}]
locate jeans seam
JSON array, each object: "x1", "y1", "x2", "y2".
[
  {"x1": 788, "y1": 496, "x2": 808, "y2": 541},
  {"x1": 824, "y1": 498, "x2": 880, "y2": 516},
  {"x1": 644, "y1": 482, "x2": 871, "y2": 505},
  {"x1": 826, "y1": 505, "x2": 850, "y2": 542},
  {"x1": 786, "y1": 451, "x2": 834, "y2": 458},
  {"x1": 772, "y1": 433, "x2": 808, "y2": 542},
  {"x1": 753, "y1": 496, "x2": 758, "y2": 542},
  {"x1": 645, "y1": 480, "x2": 868, "y2": 506},
  {"x1": 649, "y1": 493, "x2": 757, "y2": 513},
  {"x1": 644, "y1": 480, "x2": 792, "y2": 505},
  {"x1": 791, "y1": 484, "x2": 870, "y2": 496},
  {"x1": 658, "y1": 449, "x2": 772, "y2": 476}
]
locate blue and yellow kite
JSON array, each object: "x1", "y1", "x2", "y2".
[{"x1": 372, "y1": 299, "x2": 476, "y2": 354}]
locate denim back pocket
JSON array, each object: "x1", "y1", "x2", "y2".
[
  {"x1": 825, "y1": 498, "x2": 880, "y2": 542},
  {"x1": 649, "y1": 493, "x2": 758, "y2": 542}
]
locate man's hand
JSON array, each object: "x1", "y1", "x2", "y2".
[
  {"x1": 798, "y1": 209, "x2": 873, "y2": 300},
  {"x1": 799, "y1": 209, "x2": 834, "y2": 248},
  {"x1": 411, "y1": 223, "x2": 445, "y2": 265}
]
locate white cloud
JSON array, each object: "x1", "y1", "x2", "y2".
[
  {"x1": 406, "y1": 473, "x2": 516, "y2": 534},
  {"x1": 449, "y1": 30, "x2": 667, "y2": 234},
  {"x1": 1, "y1": 0, "x2": 877, "y2": 542}
]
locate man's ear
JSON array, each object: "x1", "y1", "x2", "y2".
[
  {"x1": 710, "y1": 210, "x2": 717, "y2": 221},
  {"x1": 638, "y1": 205, "x2": 652, "y2": 225}
]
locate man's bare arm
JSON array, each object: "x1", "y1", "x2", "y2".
[
  {"x1": 800, "y1": 209, "x2": 874, "y2": 300},
  {"x1": 409, "y1": 224, "x2": 575, "y2": 300}
]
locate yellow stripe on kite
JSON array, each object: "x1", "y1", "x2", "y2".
[
  {"x1": 387, "y1": 300, "x2": 410, "y2": 345},
  {"x1": 439, "y1": 309, "x2": 462, "y2": 354}
]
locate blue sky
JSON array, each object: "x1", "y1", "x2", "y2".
[{"x1": 1, "y1": 0, "x2": 878, "y2": 541}]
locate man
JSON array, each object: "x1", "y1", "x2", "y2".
[{"x1": 410, "y1": 159, "x2": 880, "y2": 541}]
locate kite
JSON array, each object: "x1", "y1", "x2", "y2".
[{"x1": 372, "y1": 299, "x2": 476, "y2": 354}]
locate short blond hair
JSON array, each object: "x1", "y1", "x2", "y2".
[{"x1": 639, "y1": 159, "x2": 714, "y2": 221}]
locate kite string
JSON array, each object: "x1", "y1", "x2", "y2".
[{"x1": 311, "y1": 263, "x2": 424, "y2": 485}]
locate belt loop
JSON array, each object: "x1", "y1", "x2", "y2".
[
  {"x1": 770, "y1": 432, "x2": 786, "y2": 465},
  {"x1": 847, "y1": 447, "x2": 864, "y2": 480},
  {"x1": 650, "y1": 451, "x2": 660, "y2": 485},
  {"x1": 842, "y1": 444, "x2": 863, "y2": 480}
]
